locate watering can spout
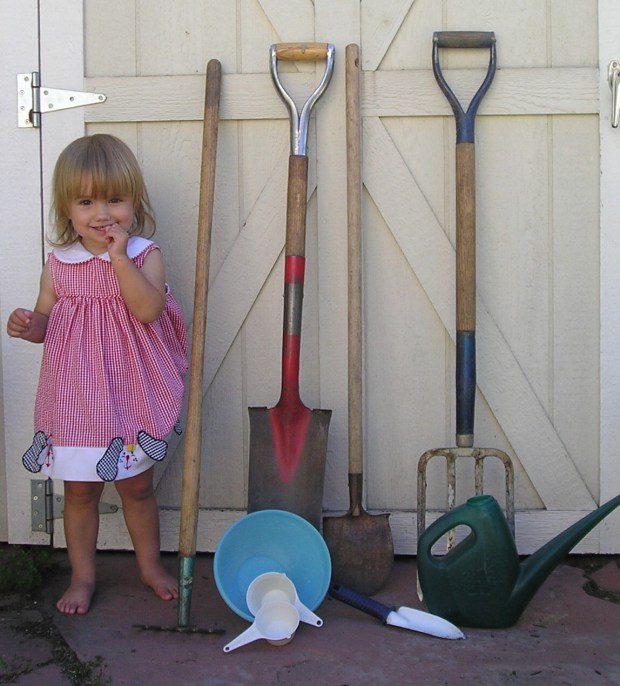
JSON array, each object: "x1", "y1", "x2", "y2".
[
  {"x1": 418, "y1": 493, "x2": 620, "y2": 628},
  {"x1": 509, "y1": 493, "x2": 620, "y2": 614}
]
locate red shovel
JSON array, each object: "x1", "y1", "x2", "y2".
[{"x1": 247, "y1": 43, "x2": 334, "y2": 529}]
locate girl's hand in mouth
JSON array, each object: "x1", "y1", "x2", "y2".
[{"x1": 105, "y1": 224, "x2": 130, "y2": 259}]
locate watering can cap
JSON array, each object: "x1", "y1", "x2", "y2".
[
  {"x1": 467, "y1": 495, "x2": 494, "y2": 506},
  {"x1": 214, "y1": 509, "x2": 331, "y2": 622}
]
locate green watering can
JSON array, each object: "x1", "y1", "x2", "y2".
[{"x1": 417, "y1": 493, "x2": 620, "y2": 628}]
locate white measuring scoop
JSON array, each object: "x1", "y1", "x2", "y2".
[
  {"x1": 223, "y1": 600, "x2": 300, "y2": 652},
  {"x1": 246, "y1": 572, "x2": 323, "y2": 627}
]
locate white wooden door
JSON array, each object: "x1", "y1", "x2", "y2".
[
  {"x1": 599, "y1": 0, "x2": 620, "y2": 552},
  {"x1": 2, "y1": 1, "x2": 616, "y2": 554},
  {"x1": 0, "y1": 1, "x2": 44, "y2": 544},
  {"x1": 1, "y1": 0, "x2": 96, "y2": 544}
]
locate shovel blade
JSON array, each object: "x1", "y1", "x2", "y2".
[
  {"x1": 248, "y1": 407, "x2": 331, "y2": 529},
  {"x1": 323, "y1": 510, "x2": 393, "y2": 596}
]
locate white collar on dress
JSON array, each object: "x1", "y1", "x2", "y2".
[{"x1": 52, "y1": 236, "x2": 153, "y2": 263}]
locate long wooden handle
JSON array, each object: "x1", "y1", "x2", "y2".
[
  {"x1": 285, "y1": 155, "x2": 309, "y2": 257},
  {"x1": 346, "y1": 44, "x2": 364, "y2": 488},
  {"x1": 279, "y1": 154, "x2": 309, "y2": 402},
  {"x1": 456, "y1": 142, "x2": 475, "y2": 332},
  {"x1": 179, "y1": 59, "x2": 221, "y2": 558},
  {"x1": 275, "y1": 42, "x2": 329, "y2": 61},
  {"x1": 455, "y1": 141, "x2": 476, "y2": 445}
]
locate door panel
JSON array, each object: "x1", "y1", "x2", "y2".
[
  {"x1": 39, "y1": 0, "x2": 100, "y2": 549},
  {"x1": 0, "y1": 0, "x2": 45, "y2": 544},
  {"x1": 598, "y1": 0, "x2": 620, "y2": 551},
  {"x1": 87, "y1": 0, "x2": 602, "y2": 551},
  {"x1": 5, "y1": 0, "x2": 608, "y2": 551}
]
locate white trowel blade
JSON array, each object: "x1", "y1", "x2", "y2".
[{"x1": 388, "y1": 607, "x2": 465, "y2": 639}]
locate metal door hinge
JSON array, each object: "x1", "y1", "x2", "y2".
[
  {"x1": 17, "y1": 72, "x2": 106, "y2": 128},
  {"x1": 31, "y1": 479, "x2": 119, "y2": 534}
]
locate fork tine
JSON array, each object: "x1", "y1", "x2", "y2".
[
  {"x1": 446, "y1": 454, "x2": 457, "y2": 550},
  {"x1": 474, "y1": 454, "x2": 484, "y2": 495},
  {"x1": 417, "y1": 448, "x2": 515, "y2": 548}
]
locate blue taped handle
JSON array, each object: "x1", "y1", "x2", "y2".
[
  {"x1": 329, "y1": 584, "x2": 392, "y2": 623},
  {"x1": 456, "y1": 331, "x2": 475, "y2": 440}
]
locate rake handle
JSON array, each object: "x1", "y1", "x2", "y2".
[
  {"x1": 179, "y1": 58, "x2": 221, "y2": 558},
  {"x1": 346, "y1": 45, "x2": 364, "y2": 493}
]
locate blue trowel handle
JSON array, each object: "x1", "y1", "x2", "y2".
[{"x1": 329, "y1": 584, "x2": 392, "y2": 623}]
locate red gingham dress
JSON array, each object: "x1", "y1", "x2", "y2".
[{"x1": 28, "y1": 237, "x2": 187, "y2": 481}]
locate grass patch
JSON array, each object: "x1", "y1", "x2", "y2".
[
  {"x1": 0, "y1": 656, "x2": 33, "y2": 684},
  {"x1": 0, "y1": 545, "x2": 60, "y2": 595},
  {"x1": 17, "y1": 613, "x2": 110, "y2": 685},
  {"x1": 0, "y1": 545, "x2": 110, "y2": 685}
]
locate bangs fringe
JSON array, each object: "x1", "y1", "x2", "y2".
[{"x1": 50, "y1": 134, "x2": 155, "y2": 247}]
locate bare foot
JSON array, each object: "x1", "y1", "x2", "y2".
[
  {"x1": 141, "y1": 565, "x2": 178, "y2": 601},
  {"x1": 56, "y1": 579, "x2": 95, "y2": 615}
]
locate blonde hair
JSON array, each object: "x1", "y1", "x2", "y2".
[{"x1": 50, "y1": 134, "x2": 155, "y2": 247}]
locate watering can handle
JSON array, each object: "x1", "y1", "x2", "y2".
[{"x1": 417, "y1": 507, "x2": 473, "y2": 563}]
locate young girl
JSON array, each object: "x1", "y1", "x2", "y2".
[{"x1": 6, "y1": 134, "x2": 188, "y2": 615}]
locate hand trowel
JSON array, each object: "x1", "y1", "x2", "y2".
[{"x1": 329, "y1": 584, "x2": 464, "y2": 639}]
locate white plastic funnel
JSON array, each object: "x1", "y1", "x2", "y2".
[
  {"x1": 246, "y1": 572, "x2": 323, "y2": 627},
  {"x1": 223, "y1": 600, "x2": 300, "y2": 653}
]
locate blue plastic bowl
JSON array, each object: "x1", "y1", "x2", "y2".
[{"x1": 214, "y1": 510, "x2": 331, "y2": 622}]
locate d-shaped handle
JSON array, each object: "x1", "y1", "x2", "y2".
[
  {"x1": 270, "y1": 42, "x2": 335, "y2": 155},
  {"x1": 432, "y1": 31, "x2": 496, "y2": 143}
]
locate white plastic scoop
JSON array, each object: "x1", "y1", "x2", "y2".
[
  {"x1": 246, "y1": 572, "x2": 323, "y2": 627},
  {"x1": 223, "y1": 600, "x2": 300, "y2": 652}
]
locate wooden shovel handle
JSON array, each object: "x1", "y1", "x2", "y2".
[
  {"x1": 275, "y1": 42, "x2": 329, "y2": 61},
  {"x1": 456, "y1": 142, "x2": 475, "y2": 332},
  {"x1": 179, "y1": 59, "x2": 221, "y2": 558},
  {"x1": 285, "y1": 155, "x2": 309, "y2": 257},
  {"x1": 346, "y1": 44, "x2": 364, "y2": 486}
]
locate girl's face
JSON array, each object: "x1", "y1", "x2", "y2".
[{"x1": 68, "y1": 190, "x2": 134, "y2": 254}]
